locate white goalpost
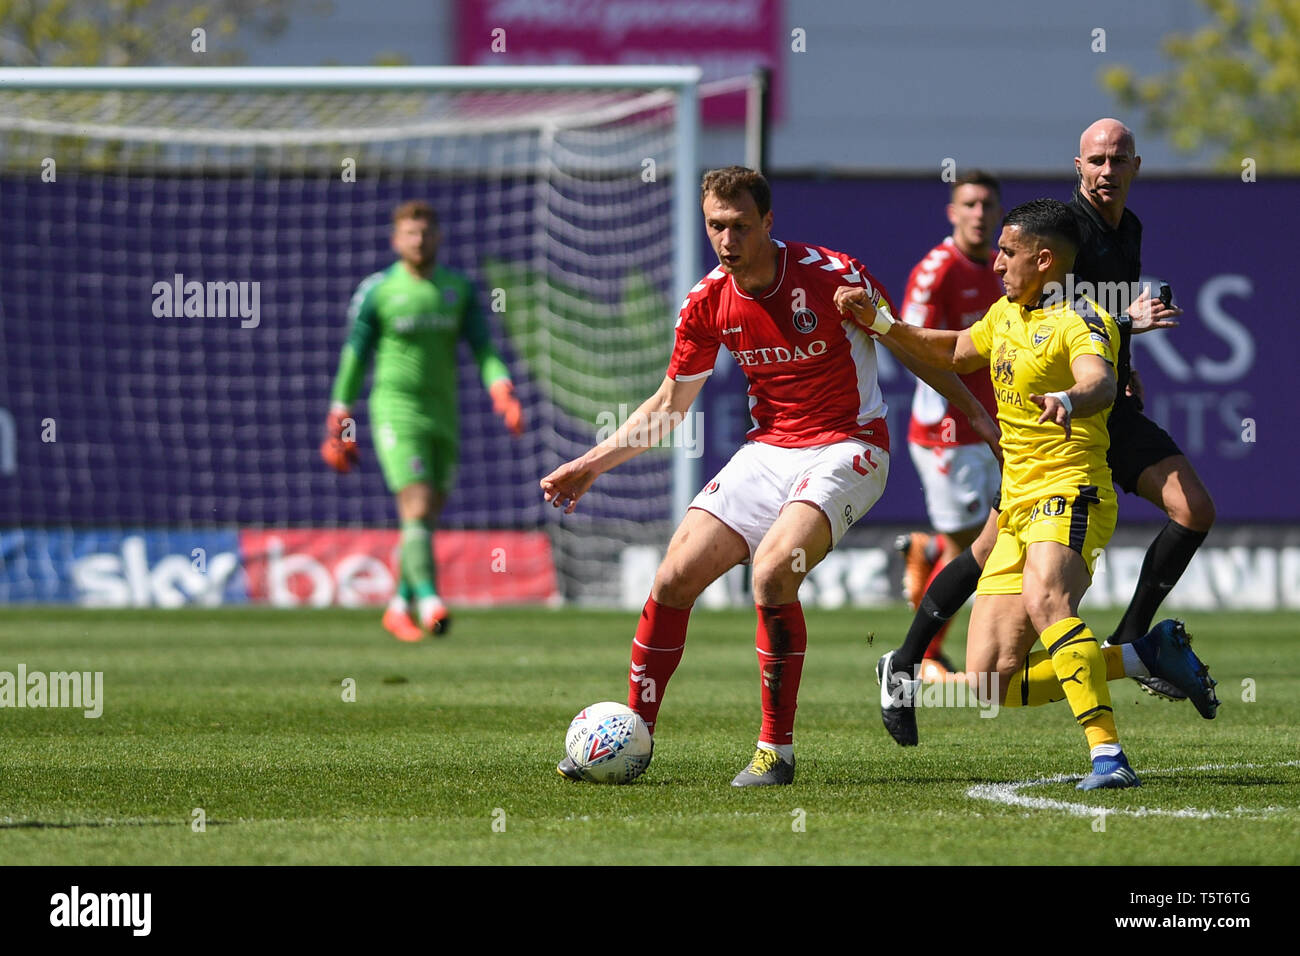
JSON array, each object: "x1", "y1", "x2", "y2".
[{"x1": 0, "y1": 66, "x2": 703, "y2": 605}]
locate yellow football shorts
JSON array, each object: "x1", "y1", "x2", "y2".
[{"x1": 976, "y1": 484, "x2": 1118, "y2": 595}]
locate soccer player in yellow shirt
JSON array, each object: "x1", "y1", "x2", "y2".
[{"x1": 837, "y1": 199, "x2": 1216, "y2": 789}]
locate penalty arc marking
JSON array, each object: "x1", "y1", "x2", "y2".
[{"x1": 966, "y1": 760, "x2": 1300, "y2": 819}]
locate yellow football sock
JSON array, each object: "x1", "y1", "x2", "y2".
[
  {"x1": 1000, "y1": 651, "x2": 1066, "y2": 707},
  {"x1": 1103, "y1": 644, "x2": 1126, "y2": 681},
  {"x1": 1041, "y1": 617, "x2": 1118, "y2": 749},
  {"x1": 1007, "y1": 645, "x2": 1128, "y2": 706}
]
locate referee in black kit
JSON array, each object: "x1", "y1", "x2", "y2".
[{"x1": 1069, "y1": 117, "x2": 1216, "y2": 701}]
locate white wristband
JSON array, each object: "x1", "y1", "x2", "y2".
[
  {"x1": 869, "y1": 298, "x2": 896, "y2": 335},
  {"x1": 1047, "y1": 390, "x2": 1073, "y2": 414}
]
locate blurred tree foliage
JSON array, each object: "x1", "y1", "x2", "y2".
[
  {"x1": 0, "y1": 0, "x2": 329, "y2": 66},
  {"x1": 1102, "y1": 0, "x2": 1300, "y2": 171}
]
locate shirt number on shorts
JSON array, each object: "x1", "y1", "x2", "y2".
[{"x1": 1030, "y1": 495, "x2": 1067, "y2": 520}]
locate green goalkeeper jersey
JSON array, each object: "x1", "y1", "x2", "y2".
[{"x1": 329, "y1": 262, "x2": 510, "y2": 439}]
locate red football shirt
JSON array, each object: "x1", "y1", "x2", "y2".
[
  {"x1": 667, "y1": 240, "x2": 894, "y2": 451},
  {"x1": 900, "y1": 237, "x2": 1001, "y2": 447}
]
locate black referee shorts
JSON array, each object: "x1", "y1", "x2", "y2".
[{"x1": 1106, "y1": 398, "x2": 1183, "y2": 494}]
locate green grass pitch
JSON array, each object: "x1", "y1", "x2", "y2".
[{"x1": 1, "y1": 606, "x2": 1296, "y2": 865}]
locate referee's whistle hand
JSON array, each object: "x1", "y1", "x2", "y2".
[{"x1": 1128, "y1": 289, "x2": 1182, "y2": 333}]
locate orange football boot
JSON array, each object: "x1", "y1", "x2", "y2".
[{"x1": 382, "y1": 606, "x2": 425, "y2": 643}]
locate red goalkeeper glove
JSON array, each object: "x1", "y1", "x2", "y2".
[
  {"x1": 489, "y1": 380, "x2": 525, "y2": 437},
  {"x1": 320, "y1": 406, "x2": 359, "y2": 473}
]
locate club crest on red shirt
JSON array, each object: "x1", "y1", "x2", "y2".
[{"x1": 792, "y1": 308, "x2": 818, "y2": 333}]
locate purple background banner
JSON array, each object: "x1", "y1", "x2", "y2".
[
  {"x1": 0, "y1": 175, "x2": 1290, "y2": 528},
  {"x1": 695, "y1": 176, "x2": 1291, "y2": 523}
]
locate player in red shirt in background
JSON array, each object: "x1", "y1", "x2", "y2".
[
  {"x1": 541, "y1": 167, "x2": 999, "y2": 786},
  {"x1": 894, "y1": 171, "x2": 1004, "y2": 679}
]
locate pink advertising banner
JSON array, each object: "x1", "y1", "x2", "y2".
[{"x1": 455, "y1": 0, "x2": 782, "y2": 122}]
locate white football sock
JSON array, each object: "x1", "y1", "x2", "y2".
[
  {"x1": 1090, "y1": 743, "x2": 1123, "y2": 760},
  {"x1": 1122, "y1": 644, "x2": 1147, "y2": 678},
  {"x1": 757, "y1": 742, "x2": 794, "y2": 762},
  {"x1": 418, "y1": 595, "x2": 445, "y2": 622}
]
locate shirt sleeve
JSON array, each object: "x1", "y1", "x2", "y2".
[
  {"x1": 664, "y1": 292, "x2": 719, "y2": 382},
  {"x1": 1065, "y1": 301, "x2": 1119, "y2": 367},
  {"x1": 459, "y1": 280, "x2": 512, "y2": 388},
  {"x1": 966, "y1": 305, "x2": 996, "y2": 358},
  {"x1": 900, "y1": 255, "x2": 947, "y2": 330},
  {"x1": 329, "y1": 274, "x2": 383, "y2": 406}
]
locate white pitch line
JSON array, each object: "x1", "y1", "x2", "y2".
[{"x1": 966, "y1": 760, "x2": 1300, "y2": 819}]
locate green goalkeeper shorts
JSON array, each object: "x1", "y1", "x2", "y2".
[{"x1": 373, "y1": 419, "x2": 458, "y2": 495}]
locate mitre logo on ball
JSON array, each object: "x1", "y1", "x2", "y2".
[{"x1": 564, "y1": 702, "x2": 653, "y2": 784}]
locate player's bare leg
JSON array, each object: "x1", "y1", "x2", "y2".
[
  {"x1": 730, "y1": 502, "x2": 833, "y2": 786},
  {"x1": 1108, "y1": 454, "x2": 1216, "y2": 700},
  {"x1": 751, "y1": 501, "x2": 831, "y2": 605},
  {"x1": 939, "y1": 524, "x2": 982, "y2": 564},
  {"x1": 392, "y1": 482, "x2": 450, "y2": 636},
  {"x1": 964, "y1": 592, "x2": 1034, "y2": 706},
  {"x1": 650, "y1": 507, "x2": 749, "y2": 609},
  {"x1": 1024, "y1": 541, "x2": 1137, "y2": 789},
  {"x1": 1137, "y1": 455, "x2": 1216, "y2": 535},
  {"x1": 965, "y1": 542, "x2": 1139, "y2": 788}
]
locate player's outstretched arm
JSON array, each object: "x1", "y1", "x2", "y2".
[
  {"x1": 540, "y1": 375, "x2": 707, "y2": 513},
  {"x1": 880, "y1": 336, "x2": 1002, "y2": 463},
  {"x1": 1029, "y1": 354, "x2": 1116, "y2": 439},
  {"x1": 832, "y1": 285, "x2": 984, "y2": 373}
]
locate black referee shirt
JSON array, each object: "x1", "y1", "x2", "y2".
[{"x1": 1067, "y1": 184, "x2": 1143, "y2": 401}]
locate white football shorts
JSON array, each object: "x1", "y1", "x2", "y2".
[
  {"x1": 688, "y1": 439, "x2": 890, "y2": 558},
  {"x1": 907, "y1": 441, "x2": 1000, "y2": 533}
]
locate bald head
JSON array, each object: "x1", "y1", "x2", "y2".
[
  {"x1": 1079, "y1": 118, "x2": 1136, "y2": 159},
  {"x1": 1075, "y1": 117, "x2": 1141, "y2": 227}
]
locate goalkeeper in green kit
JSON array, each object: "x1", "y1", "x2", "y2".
[{"x1": 322, "y1": 200, "x2": 524, "y2": 641}]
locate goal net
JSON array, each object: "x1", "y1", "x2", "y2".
[{"x1": 0, "y1": 67, "x2": 700, "y2": 607}]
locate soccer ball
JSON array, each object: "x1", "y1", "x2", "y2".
[{"x1": 564, "y1": 702, "x2": 653, "y2": 784}]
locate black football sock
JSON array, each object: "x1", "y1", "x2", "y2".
[
  {"x1": 1109, "y1": 520, "x2": 1208, "y2": 645},
  {"x1": 894, "y1": 549, "x2": 982, "y2": 670}
]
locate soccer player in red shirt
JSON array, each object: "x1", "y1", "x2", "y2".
[
  {"x1": 541, "y1": 166, "x2": 999, "y2": 786},
  {"x1": 894, "y1": 171, "x2": 1004, "y2": 677}
]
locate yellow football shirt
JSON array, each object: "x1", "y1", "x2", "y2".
[{"x1": 967, "y1": 296, "x2": 1120, "y2": 509}]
